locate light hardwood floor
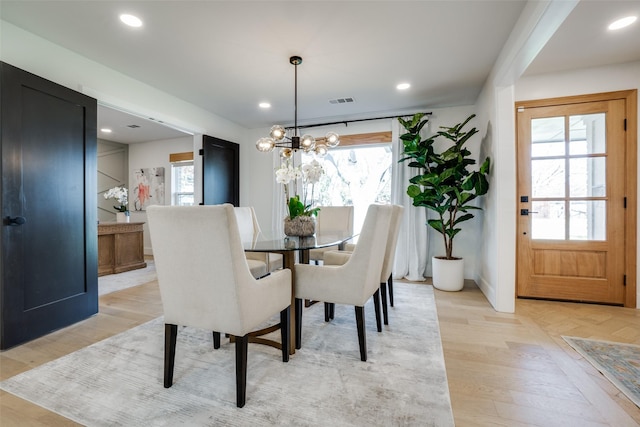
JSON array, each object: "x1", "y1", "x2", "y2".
[{"x1": 1, "y1": 278, "x2": 638, "y2": 426}]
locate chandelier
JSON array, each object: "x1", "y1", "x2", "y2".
[{"x1": 256, "y1": 56, "x2": 340, "y2": 158}]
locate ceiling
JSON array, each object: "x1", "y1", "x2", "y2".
[{"x1": 2, "y1": 1, "x2": 639, "y2": 144}]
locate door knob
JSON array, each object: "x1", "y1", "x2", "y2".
[{"x1": 5, "y1": 216, "x2": 26, "y2": 226}]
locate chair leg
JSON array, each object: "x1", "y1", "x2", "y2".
[
  {"x1": 388, "y1": 275, "x2": 394, "y2": 307},
  {"x1": 355, "y1": 306, "x2": 367, "y2": 361},
  {"x1": 373, "y1": 289, "x2": 382, "y2": 333},
  {"x1": 324, "y1": 302, "x2": 331, "y2": 322},
  {"x1": 164, "y1": 324, "x2": 177, "y2": 388},
  {"x1": 380, "y1": 282, "x2": 389, "y2": 325},
  {"x1": 330, "y1": 303, "x2": 335, "y2": 319},
  {"x1": 280, "y1": 306, "x2": 290, "y2": 362},
  {"x1": 295, "y1": 298, "x2": 303, "y2": 349},
  {"x1": 235, "y1": 334, "x2": 249, "y2": 408},
  {"x1": 213, "y1": 331, "x2": 221, "y2": 349}
]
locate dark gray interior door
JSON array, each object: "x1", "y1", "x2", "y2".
[
  {"x1": 202, "y1": 135, "x2": 239, "y2": 206},
  {"x1": 1, "y1": 62, "x2": 98, "y2": 349}
]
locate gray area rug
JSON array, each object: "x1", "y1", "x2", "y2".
[
  {"x1": 98, "y1": 260, "x2": 156, "y2": 296},
  {"x1": 1, "y1": 282, "x2": 453, "y2": 426}
]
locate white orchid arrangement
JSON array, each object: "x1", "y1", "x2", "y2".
[
  {"x1": 276, "y1": 159, "x2": 325, "y2": 219},
  {"x1": 104, "y1": 186, "x2": 128, "y2": 212}
]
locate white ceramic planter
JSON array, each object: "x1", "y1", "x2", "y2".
[
  {"x1": 432, "y1": 256, "x2": 464, "y2": 291},
  {"x1": 116, "y1": 211, "x2": 130, "y2": 223}
]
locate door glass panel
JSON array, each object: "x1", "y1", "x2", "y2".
[
  {"x1": 569, "y1": 201, "x2": 606, "y2": 240},
  {"x1": 569, "y1": 113, "x2": 606, "y2": 155},
  {"x1": 532, "y1": 159, "x2": 565, "y2": 198},
  {"x1": 569, "y1": 157, "x2": 606, "y2": 197},
  {"x1": 531, "y1": 201, "x2": 565, "y2": 240},
  {"x1": 531, "y1": 117, "x2": 565, "y2": 157}
]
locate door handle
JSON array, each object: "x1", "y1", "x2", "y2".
[
  {"x1": 520, "y1": 209, "x2": 538, "y2": 216},
  {"x1": 5, "y1": 216, "x2": 26, "y2": 226}
]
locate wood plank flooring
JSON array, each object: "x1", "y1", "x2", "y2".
[
  {"x1": 1, "y1": 277, "x2": 638, "y2": 426},
  {"x1": 435, "y1": 280, "x2": 640, "y2": 427}
]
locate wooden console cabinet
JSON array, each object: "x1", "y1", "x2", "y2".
[{"x1": 98, "y1": 222, "x2": 147, "y2": 276}]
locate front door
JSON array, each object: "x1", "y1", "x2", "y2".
[
  {"x1": 1, "y1": 62, "x2": 98, "y2": 349},
  {"x1": 516, "y1": 91, "x2": 636, "y2": 306}
]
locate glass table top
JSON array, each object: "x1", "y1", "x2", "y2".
[{"x1": 243, "y1": 231, "x2": 356, "y2": 252}]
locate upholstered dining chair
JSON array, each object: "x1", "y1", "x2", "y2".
[
  {"x1": 147, "y1": 204, "x2": 291, "y2": 408},
  {"x1": 307, "y1": 206, "x2": 354, "y2": 264},
  {"x1": 234, "y1": 206, "x2": 283, "y2": 276},
  {"x1": 294, "y1": 204, "x2": 393, "y2": 361},
  {"x1": 323, "y1": 205, "x2": 404, "y2": 326}
]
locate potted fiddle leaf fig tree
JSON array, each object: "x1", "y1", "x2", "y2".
[{"x1": 399, "y1": 113, "x2": 490, "y2": 291}]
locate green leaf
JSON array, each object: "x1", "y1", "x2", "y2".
[
  {"x1": 453, "y1": 213, "x2": 474, "y2": 225},
  {"x1": 480, "y1": 157, "x2": 491, "y2": 174},
  {"x1": 407, "y1": 185, "x2": 422, "y2": 198},
  {"x1": 475, "y1": 174, "x2": 489, "y2": 195},
  {"x1": 427, "y1": 219, "x2": 444, "y2": 234}
]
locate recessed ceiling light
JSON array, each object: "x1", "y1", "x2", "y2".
[
  {"x1": 397, "y1": 83, "x2": 411, "y2": 90},
  {"x1": 608, "y1": 16, "x2": 637, "y2": 30},
  {"x1": 100, "y1": 128, "x2": 112, "y2": 133},
  {"x1": 259, "y1": 102, "x2": 271, "y2": 109},
  {"x1": 120, "y1": 14, "x2": 143, "y2": 28}
]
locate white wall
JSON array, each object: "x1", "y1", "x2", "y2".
[
  {"x1": 128, "y1": 136, "x2": 193, "y2": 254},
  {"x1": 515, "y1": 61, "x2": 640, "y2": 308},
  {"x1": 0, "y1": 20, "x2": 246, "y2": 159},
  {"x1": 475, "y1": 84, "x2": 517, "y2": 312}
]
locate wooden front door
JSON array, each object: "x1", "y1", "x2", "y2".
[
  {"x1": 1, "y1": 62, "x2": 98, "y2": 349},
  {"x1": 516, "y1": 91, "x2": 636, "y2": 306}
]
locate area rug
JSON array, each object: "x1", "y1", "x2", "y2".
[
  {"x1": 98, "y1": 260, "x2": 156, "y2": 296},
  {"x1": 563, "y1": 336, "x2": 640, "y2": 407},
  {"x1": 0, "y1": 282, "x2": 453, "y2": 426}
]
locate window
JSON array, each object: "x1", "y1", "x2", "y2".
[
  {"x1": 302, "y1": 143, "x2": 392, "y2": 233},
  {"x1": 171, "y1": 161, "x2": 194, "y2": 206}
]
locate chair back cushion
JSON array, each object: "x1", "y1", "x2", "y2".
[
  {"x1": 349, "y1": 204, "x2": 392, "y2": 301},
  {"x1": 148, "y1": 205, "x2": 257, "y2": 333},
  {"x1": 317, "y1": 206, "x2": 354, "y2": 235},
  {"x1": 234, "y1": 206, "x2": 260, "y2": 243},
  {"x1": 380, "y1": 205, "x2": 404, "y2": 281},
  {"x1": 294, "y1": 204, "x2": 392, "y2": 306}
]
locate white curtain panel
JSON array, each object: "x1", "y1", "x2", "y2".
[
  {"x1": 272, "y1": 150, "x2": 286, "y2": 236},
  {"x1": 391, "y1": 118, "x2": 428, "y2": 281}
]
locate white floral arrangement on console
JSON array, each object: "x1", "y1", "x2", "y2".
[{"x1": 104, "y1": 186, "x2": 128, "y2": 213}]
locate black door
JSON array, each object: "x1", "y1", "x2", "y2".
[
  {"x1": 1, "y1": 62, "x2": 98, "y2": 349},
  {"x1": 202, "y1": 135, "x2": 239, "y2": 206}
]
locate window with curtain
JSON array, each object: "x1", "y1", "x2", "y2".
[{"x1": 302, "y1": 143, "x2": 392, "y2": 233}]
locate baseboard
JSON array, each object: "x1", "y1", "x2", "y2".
[{"x1": 476, "y1": 274, "x2": 496, "y2": 309}]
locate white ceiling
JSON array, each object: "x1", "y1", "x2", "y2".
[{"x1": 2, "y1": 1, "x2": 639, "y2": 144}]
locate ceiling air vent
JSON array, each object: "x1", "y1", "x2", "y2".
[
  {"x1": 127, "y1": 124, "x2": 140, "y2": 128},
  {"x1": 329, "y1": 97, "x2": 355, "y2": 105}
]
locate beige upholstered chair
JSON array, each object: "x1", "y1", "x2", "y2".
[
  {"x1": 147, "y1": 204, "x2": 291, "y2": 408},
  {"x1": 323, "y1": 205, "x2": 404, "y2": 325},
  {"x1": 294, "y1": 204, "x2": 393, "y2": 361},
  {"x1": 307, "y1": 206, "x2": 354, "y2": 264},
  {"x1": 234, "y1": 206, "x2": 283, "y2": 276}
]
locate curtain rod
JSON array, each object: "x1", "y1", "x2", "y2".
[{"x1": 285, "y1": 112, "x2": 432, "y2": 130}]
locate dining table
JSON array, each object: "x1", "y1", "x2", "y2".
[{"x1": 242, "y1": 231, "x2": 356, "y2": 355}]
